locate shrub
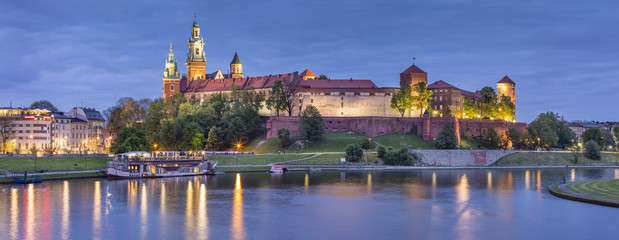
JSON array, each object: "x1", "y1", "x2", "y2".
[
  {"x1": 584, "y1": 140, "x2": 601, "y2": 160},
  {"x1": 435, "y1": 123, "x2": 457, "y2": 149},
  {"x1": 410, "y1": 123, "x2": 419, "y2": 136},
  {"x1": 278, "y1": 128, "x2": 291, "y2": 148},
  {"x1": 376, "y1": 145, "x2": 387, "y2": 159},
  {"x1": 382, "y1": 148, "x2": 420, "y2": 166},
  {"x1": 360, "y1": 138, "x2": 372, "y2": 150},
  {"x1": 345, "y1": 144, "x2": 363, "y2": 162}
]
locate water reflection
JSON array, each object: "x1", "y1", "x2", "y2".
[
  {"x1": 304, "y1": 173, "x2": 309, "y2": 194},
  {"x1": 198, "y1": 183, "x2": 208, "y2": 239},
  {"x1": 571, "y1": 169, "x2": 576, "y2": 182},
  {"x1": 10, "y1": 187, "x2": 18, "y2": 240},
  {"x1": 455, "y1": 174, "x2": 473, "y2": 239},
  {"x1": 24, "y1": 184, "x2": 34, "y2": 240},
  {"x1": 140, "y1": 183, "x2": 147, "y2": 239},
  {"x1": 62, "y1": 181, "x2": 70, "y2": 240},
  {"x1": 367, "y1": 173, "x2": 372, "y2": 194},
  {"x1": 185, "y1": 181, "x2": 194, "y2": 239},
  {"x1": 525, "y1": 170, "x2": 530, "y2": 190},
  {"x1": 231, "y1": 173, "x2": 245, "y2": 240},
  {"x1": 160, "y1": 182, "x2": 166, "y2": 216},
  {"x1": 93, "y1": 181, "x2": 101, "y2": 240},
  {"x1": 487, "y1": 171, "x2": 493, "y2": 190},
  {"x1": 616, "y1": 169, "x2": 619, "y2": 179},
  {"x1": 534, "y1": 170, "x2": 541, "y2": 193}
]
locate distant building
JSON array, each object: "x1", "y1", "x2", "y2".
[
  {"x1": 0, "y1": 107, "x2": 106, "y2": 154},
  {"x1": 161, "y1": 15, "x2": 515, "y2": 120}
]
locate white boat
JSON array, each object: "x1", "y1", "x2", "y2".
[
  {"x1": 107, "y1": 151, "x2": 217, "y2": 179},
  {"x1": 270, "y1": 165, "x2": 287, "y2": 174}
]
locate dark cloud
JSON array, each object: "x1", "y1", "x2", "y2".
[{"x1": 1, "y1": 0, "x2": 618, "y2": 122}]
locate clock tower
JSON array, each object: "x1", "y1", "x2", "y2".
[{"x1": 186, "y1": 14, "x2": 206, "y2": 82}]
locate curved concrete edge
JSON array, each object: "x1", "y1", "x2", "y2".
[{"x1": 549, "y1": 183, "x2": 619, "y2": 208}]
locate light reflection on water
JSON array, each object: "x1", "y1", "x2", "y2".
[{"x1": 0, "y1": 168, "x2": 618, "y2": 239}]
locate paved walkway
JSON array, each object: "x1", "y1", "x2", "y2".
[{"x1": 6, "y1": 169, "x2": 100, "y2": 177}]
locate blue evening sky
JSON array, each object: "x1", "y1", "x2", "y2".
[{"x1": 1, "y1": 0, "x2": 618, "y2": 123}]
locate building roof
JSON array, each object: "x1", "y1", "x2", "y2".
[
  {"x1": 300, "y1": 69, "x2": 318, "y2": 78},
  {"x1": 427, "y1": 80, "x2": 459, "y2": 90},
  {"x1": 400, "y1": 64, "x2": 426, "y2": 74},
  {"x1": 186, "y1": 72, "x2": 299, "y2": 92},
  {"x1": 461, "y1": 90, "x2": 482, "y2": 99},
  {"x1": 50, "y1": 112, "x2": 71, "y2": 119},
  {"x1": 230, "y1": 52, "x2": 241, "y2": 64},
  {"x1": 296, "y1": 79, "x2": 378, "y2": 89},
  {"x1": 82, "y1": 108, "x2": 105, "y2": 121},
  {"x1": 497, "y1": 75, "x2": 515, "y2": 84},
  {"x1": 71, "y1": 118, "x2": 87, "y2": 123}
]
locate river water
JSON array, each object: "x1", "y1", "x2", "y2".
[{"x1": 1, "y1": 168, "x2": 618, "y2": 240}]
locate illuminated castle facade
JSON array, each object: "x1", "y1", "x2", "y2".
[{"x1": 162, "y1": 16, "x2": 515, "y2": 119}]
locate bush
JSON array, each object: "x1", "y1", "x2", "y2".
[
  {"x1": 410, "y1": 123, "x2": 418, "y2": 136},
  {"x1": 278, "y1": 128, "x2": 291, "y2": 148},
  {"x1": 584, "y1": 140, "x2": 601, "y2": 160},
  {"x1": 376, "y1": 145, "x2": 387, "y2": 159},
  {"x1": 360, "y1": 138, "x2": 372, "y2": 150},
  {"x1": 345, "y1": 144, "x2": 363, "y2": 162},
  {"x1": 382, "y1": 148, "x2": 420, "y2": 166},
  {"x1": 435, "y1": 123, "x2": 457, "y2": 149}
]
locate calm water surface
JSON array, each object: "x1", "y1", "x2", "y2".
[{"x1": 1, "y1": 168, "x2": 618, "y2": 240}]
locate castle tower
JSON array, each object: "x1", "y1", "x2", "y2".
[
  {"x1": 400, "y1": 62, "x2": 427, "y2": 88},
  {"x1": 496, "y1": 75, "x2": 515, "y2": 104},
  {"x1": 163, "y1": 42, "x2": 181, "y2": 99},
  {"x1": 230, "y1": 52, "x2": 243, "y2": 78},
  {"x1": 300, "y1": 67, "x2": 318, "y2": 80},
  {"x1": 186, "y1": 14, "x2": 206, "y2": 82}
]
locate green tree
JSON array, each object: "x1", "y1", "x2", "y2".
[
  {"x1": 318, "y1": 74, "x2": 328, "y2": 79},
  {"x1": 581, "y1": 128, "x2": 604, "y2": 148},
  {"x1": 411, "y1": 82, "x2": 433, "y2": 117},
  {"x1": 228, "y1": 117, "x2": 249, "y2": 144},
  {"x1": 110, "y1": 127, "x2": 149, "y2": 154},
  {"x1": 360, "y1": 138, "x2": 372, "y2": 150},
  {"x1": 507, "y1": 127, "x2": 528, "y2": 149},
  {"x1": 29, "y1": 145, "x2": 38, "y2": 154},
  {"x1": 0, "y1": 117, "x2": 15, "y2": 154},
  {"x1": 345, "y1": 144, "x2": 363, "y2": 162},
  {"x1": 496, "y1": 95, "x2": 515, "y2": 121},
  {"x1": 480, "y1": 87, "x2": 497, "y2": 118},
  {"x1": 376, "y1": 145, "x2": 387, "y2": 159},
  {"x1": 602, "y1": 129, "x2": 615, "y2": 150},
  {"x1": 299, "y1": 105, "x2": 325, "y2": 142},
  {"x1": 463, "y1": 98, "x2": 480, "y2": 119},
  {"x1": 191, "y1": 133, "x2": 206, "y2": 150},
  {"x1": 527, "y1": 112, "x2": 572, "y2": 148},
  {"x1": 390, "y1": 85, "x2": 413, "y2": 117},
  {"x1": 278, "y1": 128, "x2": 291, "y2": 148},
  {"x1": 584, "y1": 140, "x2": 601, "y2": 160},
  {"x1": 205, "y1": 127, "x2": 225, "y2": 151},
  {"x1": 266, "y1": 80, "x2": 297, "y2": 116},
  {"x1": 435, "y1": 123, "x2": 457, "y2": 149},
  {"x1": 30, "y1": 100, "x2": 58, "y2": 111},
  {"x1": 177, "y1": 101, "x2": 198, "y2": 120},
  {"x1": 155, "y1": 119, "x2": 184, "y2": 150},
  {"x1": 410, "y1": 123, "x2": 418, "y2": 136},
  {"x1": 182, "y1": 122, "x2": 203, "y2": 150},
  {"x1": 143, "y1": 99, "x2": 166, "y2": 142},
  {"x1": 484, "y1": 127, "x2": 501, "y2": 149},
  {"x1": 613, "y1": 126, "x2": 619, "y2": 143},
  {"x1": 382, "y1": 148, "x2": 419, "y2": 166}
]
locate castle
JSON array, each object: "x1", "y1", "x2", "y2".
[{"x1": 162, "y1": 16, "x2": 521, "y2": 141}]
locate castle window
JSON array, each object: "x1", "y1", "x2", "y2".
[
  {"x1": 354, "y1": 92, "x2": 360, "y2": 96},
  {"x1": 341, "y1": 97, "x2": 344, "y2": 100},
  {"x1": 325, "y1": 92, "x2": 330, "y2": 96},
  {"x1": 170, "y1": 85, "x2": 174, "y2": 91},
  {"x1": 369, "y1": 93, "x2": 375, "y2": 96},
  {"x1": 341, "y1": 102, "x2": 343, "y2": 107},
  {"x1": 299, "y1": 100, "x2": 302, "y2": 103},
  {"x1": 311, "y1": 99, "x2": 313, "y2": 103},
  {"x1": 340, "y1": 92, "x2": 345, "y2": 96}
]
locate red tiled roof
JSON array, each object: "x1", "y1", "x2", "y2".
[
  {"x1": 296, "y1": 79, "x2": 378, "y2": 89},
  {"x1": 185, "y1": 72, "x2": 299, "y2": 92},
  {"x1": 300, "y1": 69, "x2": 318, "y2": 77},
  {"x1": 427, "y1": 80, "x2": 458, "y2": 90},
  {"x1": 497, "y1": 75, "x2": 515, "y2": 84},
  {"x1": 461, "y1": 90, "x2": 481, "y2": 99},
  {"x1": 400, "y1": 64, "x2": 426, "y2": 74}
]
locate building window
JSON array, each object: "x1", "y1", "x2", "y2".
[
  {"x1": 311, "y1": 99, "x2": 313, "y2": 103},
  {"x1": 341, "y1": 102, "x2": 343, "y2": 107},
  {"x1": 340, "y1": 92, "x2": 345, "y2": 96},
  {"x1": 171, "y1": 85, "x2": 174, "y2": 91},
  {"x1": 369, "y1": 93, "x2": 375, "y2": 96},
  {"x1": 354, "y1": 92, "x2": 360, "y2": 96}
]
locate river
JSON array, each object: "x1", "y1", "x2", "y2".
[{"x1": 1, "y1": 168, "x2": 618, "y2": 239}]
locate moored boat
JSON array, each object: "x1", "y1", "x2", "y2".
[{"x1": 107, "y1": 151, "x2": 217, "y2": 179}]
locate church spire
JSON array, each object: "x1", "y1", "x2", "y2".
[
  {"x1": 163, "y1": 42, "x2": 180, "y2": 79},
  {"x1": 186, "y1": 14, "x2": 207, "y2": 81},
  {"x1": 230, "y1": 51, "x2": 243, "y2": 78}
]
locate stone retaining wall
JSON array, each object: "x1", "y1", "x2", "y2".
[{"x1": 413, "y1": 149, "x2": 516, "y2": 166}]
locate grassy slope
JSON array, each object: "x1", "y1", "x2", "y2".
[
  {"x1": 0, "y1": 157, "x2": 111, "y2": 172},
  {"x1": 493, "y1": 152, "x2": 619, "y2": 166},
  {"x1": 210, "y1": 154, "x2": 313, "y2": 165},
  {"x1": 373, "y1": 133, "x2": 434, "y2": 150},
  {"x1": 255, "y1": 132, "x2": 372, "y2": 154},
  {"x1": 459, "y1": 137, "x2": 485, "y2": 150}
]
